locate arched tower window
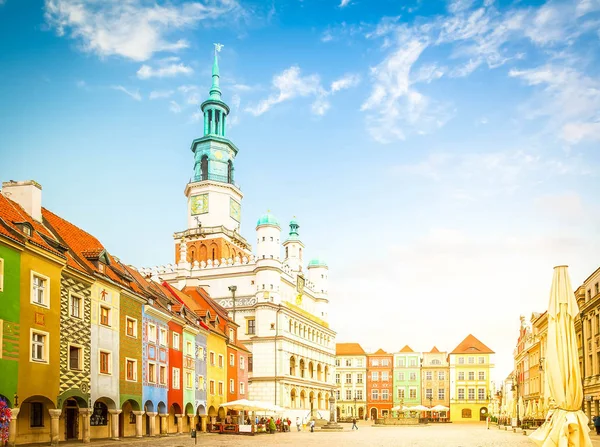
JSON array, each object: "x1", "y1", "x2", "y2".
[
  {"x1": 190, "y1": 249, "x2": 195, "y2": 263},
  {"x1": 212, "y1": 248, "x2": 216, "y2": 260},
  {"x1": 285, "y1": 247, "x2": 288, "y2": 258},
  {"x1": 227, "y1": 160, "x2": 233, "y2": 183},
  {"x1": 207, "y1": 110, "x2": 213, "y2": 134},
  {"x1": 299, "y1": 248, "x2": 303, "y2": 259},
  {"x1": 201, "y1": 155, "x2": 208, "y2": 181}
]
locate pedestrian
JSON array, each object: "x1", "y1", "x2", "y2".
[
  {"x1": 296, "y1": 416, "x2": 301, "y2": 432},
  {"x1": 310, "y1": 419, "x2": 315, "y2": 432},
  {"x1": 594, "y1": 415, "x2": 600, "y2": 435},
  {"x1": 486, "y1": 415, "x2": 490, "y2": 430},
  {"x1": 352, "y1": 417, "x2": 358, "y2": 430}
]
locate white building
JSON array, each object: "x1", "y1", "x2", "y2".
[{"x1": 145, "y1": 50, "x2": 336, "y2": 420}]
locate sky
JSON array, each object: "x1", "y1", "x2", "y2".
[{"x1": 1, "y1": 0, "x2": 600, "y2": 385}]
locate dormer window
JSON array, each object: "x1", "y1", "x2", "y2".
[
  {"x1": 23, "y1": 226, "x2": 32, "y2": 236},
  {"x1": 98, "y1": 264, "x2": 105, "y2": 273},
  {"x1": 15, "y1": 222, "x2": 33, "y2": 236}
]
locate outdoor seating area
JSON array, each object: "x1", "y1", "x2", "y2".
[
  {"x1": 387, "y1": 404, "x2": 450, "y2": 424},
  {"x1": 212, "y1": 399, "x2": 288, "y2": 435}
]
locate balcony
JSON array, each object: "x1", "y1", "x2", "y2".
[{"x1": 191, "y1": 173, "x2": 240, "y2": 190}]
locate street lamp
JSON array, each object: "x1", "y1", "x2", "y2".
[
  {"x1": 428, "y1": 395, "x2": 433, "y2": 422},
  {"x1": 354, "y1": 397, "x2": 357, "y2": 420},
  {"x1": 228, "y1": 285, "x2": 237, "y2": 322}
]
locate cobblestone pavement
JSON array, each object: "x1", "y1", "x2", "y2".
[{"x1": 50, "y1": 423, "x2": 600, "y2": 447}]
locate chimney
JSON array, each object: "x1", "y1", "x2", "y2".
[{"x1": 1, "y1": 180, "x2": 43, "y2": 222}]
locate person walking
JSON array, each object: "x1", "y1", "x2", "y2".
[
  {"x1": 594, "y1": 415, "x2": 600, "y2": 435},
  {"x1": 310, "y1": 419, "x2": 315, "y2": 432},
  {"x1": 352, "y1": 417, "x2": 358, "y2": 430},
  {"x1": 296, "y1": 417, "x2": 301, "y2": 432}
]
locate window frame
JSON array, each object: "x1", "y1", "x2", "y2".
[
  {"x1": 99, "y1": 305, "x2": 111, "y2": 327},
  {"x1": 68, "y1": 343, "x2": 83, "y2": 371},
  {"x1": 240, "y1": 356, "x2": 245, "y2": 370},
  {"x1": 230, "y1": 378, "x2": 235, "y2": 393},
  {"x1": 218, "y1": 354, "x2": 224, "y2": 368},
  {"x1": 230, "y1": 353, "x2": 235, "y2": 367},
  {"x1": 125, "y1": 358, "x2": 137, "y2": 382},
  {"x1": 159, "y1": 328, "x2": 167, "y2": 346},
  {"x1": 148, "y1": 362, "x2": 157, "y2": 383},
  {"x1": 172, "y1": 332, "x2": 180, "y2": 350},
  {"x1": 30, "y1": 328, "x2": 49, "y2": 363},
  {"x1": 247, "y1": 318, "x2": 256, "y2": 335},
  {"x1": 172, "y1": 367, "x2": 180, "y2": 389},
  {"x1": 186, "y1": 372, "x2": 193, "y2": 390},
  {"x1": 30, "y1": 271, "x2": 50, "y2": 308},
  {"x1": 125, "y1": 317, "x2": 137, "y2": 338},
  {"x1": 218, "y1": 381, "x2": 224, "y2": 396},
  {"x1": 148, "y1": 323, "x2": 157, "y2": 343},
  {"x1": 99, "y1": 350, "x2": 111, "y2": 375},
  {"x1": 30, "y1": 402, "x2": 44, "y2": 428},
  {"x1": 69, "y1": 292, "x2": 83, "y2": 319},
  {"x1": 239, "y1": 381, "x2": 245, "y2": 395},
  {"x1": 159, "y1": 365, "x2": 167, "y2": 385}
]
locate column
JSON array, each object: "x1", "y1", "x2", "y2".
[
  {"x1": 203, "y1": 110, "x2": 209, "y2": 135},
  {"x1": 133, "y1": 411, "x2": 144, "y2": 438},
  {"x1": 48, "y1": 409, "x2": 62, "y2": 447},
  {"x1": 146, "y1": 412, "x2": 157, "y2": 436},
  {"x1": 108, "y1": 409, "x2": 122, "y2": 440},
  {"x1": 176, "y1": 413, "x2": 184, "y2": 434},
  {"x1": 200, "y1": 415, "x2": 207, "y2": 432},
  {"x1": 8, "y1": 408, "x2": 19, "y2": 447},
  {"x1": 78, "y1": 408, "x2": 92, "y2": 443},
  {"x1": 187, "y1": 413, "x2": 196, "y2": 432},
  {"x1": 222, "y1": 114, "x2": 226, "y2": 137},
  {"x1": 159, "y1": 414, "x2": 168, "y2": 435},
  {"x1": 209, "y1": 109, "x2": 215, "y2": 134}
]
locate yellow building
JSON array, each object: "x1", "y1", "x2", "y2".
[
  {"x1": 204, "y1": 311, "x2": 228, "y2": 422},
  {"x1": 449, "y1": 334, "x2": 495, "y2": 422}
]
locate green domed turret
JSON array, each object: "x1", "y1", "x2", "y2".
[
  {"x1": 308, "y1": 257, "x2": 328, "y2": 268},
  {"x1": 256, "y1": 211, "x2": 280, "y2": 228}
]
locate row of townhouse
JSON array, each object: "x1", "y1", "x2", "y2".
[
  {"x1": 334, "y1": 334, "x2": 495, "y2": 423},
  {"x1": 507, "y1": 265, "x2": 600, "y2": 425},
  {"x1": 0, "y1": 181, "x2": 249, "y2": 445}
]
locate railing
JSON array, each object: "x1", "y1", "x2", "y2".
[{"x1": 191, "y1": 173, "x2": 240, "y2": 190}]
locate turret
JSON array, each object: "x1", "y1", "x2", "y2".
[
  {"x1": 307, "y1": 258, "x2": 328, "y2": 294},
  {"x1": 255, "y1": 212, "x2": 281, "y2": 303},
  {"x1": 282, "y1": 218, "x2": 304, "y2": 272}
]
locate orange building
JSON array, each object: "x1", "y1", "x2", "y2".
[{"x1": 366, "y1": 349, "x2": 393, "y2": 420}]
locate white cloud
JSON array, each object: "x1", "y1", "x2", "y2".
[
  {"x1": 44, "y1": 0, "x2": 243, "y2": 61},
  {"x1": 137, "y1": 62, "x2": 193, "y2": 79},
  {"x1": 169, "y1": 100, "x2": 182, "y2": 113},
  {"x1": 178, "y1": 85, "x2": 198, "y2": 93},
  {"x1": 339, "y1": 0, "x2": 351, "y2": 7},
  {"x1": 245, "y1": 66, "x2": 325, "y2": 116},
  {"x1": 447, "y1": 0, "x2": 475, "y2": 14},
  {"x1": 330, "y1": 73, "x2": 361, "y2": 92},
  {"x1": 76, "y1": 79, "x2": 87, "y2": 88},
  {"x1": 149, "y1": 90, "x2": 174, "y2": 100},
  {"x1": 111, "y1": 85, "x2": 141, "y2": 101}
]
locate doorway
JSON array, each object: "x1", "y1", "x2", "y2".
[
  {"x1": 66, "y1": 407, "x2": 79, "y2": 440},
  {"x1": 370, "y1": 407, "x2": 377, "y2": 420}
]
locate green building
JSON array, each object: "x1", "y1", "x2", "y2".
[{"x1": 393, "y1": 345, "x2": 422, "y2": 410}]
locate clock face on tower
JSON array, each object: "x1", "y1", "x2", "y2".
[
  {"x1": 190, "y1": 194, "x2": 209, "y2": 215},
  {"x1": 230, "y1": 198, "x2": 241, "y2": 222}
]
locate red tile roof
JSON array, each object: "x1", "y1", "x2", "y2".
[
  {"x1": 370, "y1": 348, "x2": 388, "y2": 355},
  {"x1": 450, "y1": 334, "x2": 494, "y2": 354},
  {"x1": 336, "y1": 343, "x2": 366, "y2": 355},
  {"x1": 429, "y1": 346, "x2": 440, "y2": 353},
  {"x1": 399, "y1": 345, "x2": 414, "y2": 353}
]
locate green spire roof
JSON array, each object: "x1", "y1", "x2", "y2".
[
  {"x1": 308, "y1": 257, "x2": 328, "y2": 268},
  {"x1": 287, "y1": 217, "x2": 300, "y2": 240},
  {"x1": 256, "y1": 211, "x2": 280, "y2": 228},
  {"x1": 209, "y1": 49, "x2": 221, "y2": 100}
]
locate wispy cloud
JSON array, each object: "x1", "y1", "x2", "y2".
[
  {"x1": 111, "y1": 85, "x2": 141, "y2": 101},
  {"x1": 44, "y1": 0, "x2": 245, "y2": 61},
  {"x1": 169, "y1": 100, "x2": 182, "y2": 113},
  {"x1": 330, "y1": 73, "x2": 361, "y2": 92},
  {"x1": 137, "y1": 61, "x2": 193, "y2": 79},
  {"x1": 149, "y1": 90, "x2": 174, "y2": 100},
  {"x1": 339, "y1": 0, "x2": 351, "y2": 8}
]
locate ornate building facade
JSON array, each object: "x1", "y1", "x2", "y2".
[
  {"x1": 334, "y1": 343, "x2": 367, "y2": 420},
  {"x1": 149, "y1": 51, "x2": 336, "y2": 420}
]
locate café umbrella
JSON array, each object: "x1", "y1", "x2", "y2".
[{"x1": 529, "y1": 266, "x2": 593, "y2": 447}]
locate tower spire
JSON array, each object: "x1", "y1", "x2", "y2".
[{"x1": 210, "y1": 43, "x2": 223, "y2": 100}]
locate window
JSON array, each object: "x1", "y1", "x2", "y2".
[
  {"x1": 31, "y1": 272, "x2": 49, "y2": 307},
  {"x1": 458, "y1": 372, "x2": 465, "y2": 380},
  {"x1": 209, "y1": 380, "x2": 215, "y2": 394},
  {"x1": 100, "y1": 306, "x2": 110, "y2": 326},
  {"x1": 468, "y1": 371, "x2": 475, "y2": 381},
  {"x1": 397, "y1": 388, "x2": 405, "y2": 399},
  {"x1": 335, "y1": 359, "x2": 341, "y2": 367},
  {"x1": 458, "y1": 357, "x2": 465, "y2": 365},
  {"x1": 346, "y1": 390, "x2": 352, "y2": 400},
  {"x1": 431, "y1": 359, "x2": 441, "y2": 365},
  {"x1": 335, "y1": 390, "x2": 340, "y2": 400},
  {"x1": 148, "y1": 324, "x2": 157, "y2": 343},
  {"x1": 346, "y1": 373, "x2": 352, "y2": 384},
  {"x1": 596, "y1": 282, "x2": 599, "y2": 295},
  {"x1": 382, "y1": 371, "x2": 389, "y2": 382},
  {"x1": 248, "y1": 356, "x2": 253, "y2": 372},
  {"x1": 70, "y1": 293, "x2": 82, "y2": 319},
  {"x1": 409, "y1": 372, "x2": 416, "y2": 381},
  {"x1": 438, "y1": 389, "x2": 445, "y2": 400},
  {"x1": 230, "y1": 353, "x2": 235, "y2": 367},
  {"x1": 346, "y1": 359, "x2": 352, "y2": 367},
  {"x1": 357, "y1": 373, "x2": 363, "y2": 384},
  {"x1": 409, "y1": 359, "x2": 416, "y2": 366},
  {"x1": 468, "y1": 357, "x2": 474, "y2": 364},
  {"x1": 230, "y1": 379, "x2": 235, "y2": 393},
  {"x1": 372, "y1": 389, "x2": 379, "y2": 400},
  {"x1": 438, "y1": 371, "x2": 445, "y2": 380},
  {"x1": 185, "y1": 372, "x2": 192, "y2": 389},
  {"x1": 126, "y1": 359, "x2": 137, "y2": 381},
  {"x1": 159, "y1": 328, "x2": 167, "y2": 346},
  {"x1": 372, "y1": 371, "x2": 378, "y2": 381},
  {"x1": 69, "y1": 345, "x2": 82, "y2": 370},
  {"x1": 148, "y1": 363, "x2": 156, "y2": 383},
  {"x1": 159, "y1": 365, "x2": 167, "y2": 385},
  {"x1": 468, "y1": 388, "x2": 475, "y2": 400},
  {"x1": 31, "y1": 330, "x2": 48, "y2": 363},
  {"x1": 398, "y1": 372, "x2": 405, "y2": 381},
  {"x1": 198, "y1": 347, "x2": 204, "y2": 360},
  {"x1": 99, "y1": 351, "x2": 110, "y2": 374},
  {"x1": 240, "y1": 382, "x2": 245, "y2": 395},
  {"x1": 198, "y1": 375, "x2": 204, "y2": 390},
  {"x1": 126, "y1": 317, "x2": 136, "y2": 337},
  {"x1": 172, "y1": 368, "x2": 180, "y2": 389},
  {"x1": 371, "y1": 359, "x2": 379, "y2": 367},
  {"x1": 172, "y1": 332, "x2": 180, "y2": 349},
  {"x1": 357, "y1": 359, "x2": 363, "y2": 367},
  {"x1": 398, "y1": 358, "x2": 405, "y2": 367},
  {"x1": 335, "y1": 373, "x2": 340, "y2": 384},
  {"x1": 240, "y1": 356, "x2": 245, "y2": 370},
  {"x1": 218, "y1": 381, "x2": 224, "y2": 395},
  {"x1": 462, "y1": 409, "x2": 472, "y2": 418},
  {"x1": 478, "y1": 371, "x2": 485, "y2": 380},
  {"x1": 382, "y1": 359, "x2": 389, "y2": 366},
  {"x1": 426, "y1": 388, "x2": 432, "y2": 399},
  {"x1": 0, "y1": 258, "x2": 3, "y2": 292},
  {"x1": 247, "y1": 318, "x2": 256, "y2": 335},
  {"x1": 209, "y1": 352, "x2": 215, "y2": 365},
  {"x1": 218, "y1": 354, "x2": 224, "y2": 368},
  {"x1": 229, "y1": 328, "x2": 234, "y2": 342},
  {"x1": 478, "y1": 388, "x2": 486, "y2": 400},
  {"x1": 30, "y1": 402, "x2": 44, "y2": 427},
  {"x1": 425, "y1": 371, "x2": 432, "y2": 380},
  {"x1": 382, "y1": 389, "x2": 389, "y2": 400},
  {"x1": 409, "y1": 388, "x2": 416, "y2": 399},
  {"x1": 186, "y1": 341, "x2": 193, "y2": 356},
  {"x1": 478, "y1": 357, "x2": 485, "y2": 364},
  {"x1": 356, "y1": 390, "x2": 363, "y2": 400},
  {"x1": 458, "y1": 388, "x2": 465, "y2": 399}
]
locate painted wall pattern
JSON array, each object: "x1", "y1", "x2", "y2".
[
  {"x1": 58, "y1": 273, "x2": 91, "y2": 406},
  {"x1": 119, "y1": 295, "x2": 143, "y2": 409},
  {"x1": 195, "y1": 331, "x2": 207, "y2": 413},
  {"x1": 142, "y1": 309, "x2": 169, "y2": 411}
]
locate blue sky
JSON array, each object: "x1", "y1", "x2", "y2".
[{"x1": 1, "y1": 0, "x2": 600, "y2": 382}]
